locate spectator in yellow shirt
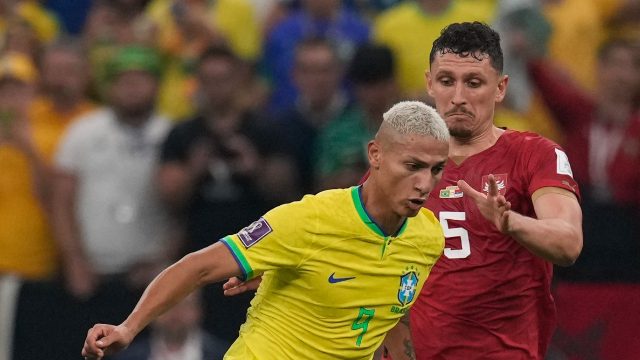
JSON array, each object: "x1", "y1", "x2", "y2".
[
  {"x1": 146, "y1": 0, "x2": 262, "y2": 120},
  {"x1": 0, "y1": 52, "x2": 54, "y2": 280},
  {"x1": 374, "y1": 0, "x2": 496, "y2": 101}
]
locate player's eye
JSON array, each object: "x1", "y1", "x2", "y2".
[
  {"x1": 432, "y1": 165, "x2": 445, "y2": 175},
  {"x1": 467, "y1": 79, "x2": 482, "y2": 88},
  {"x1": 438, "y1": 77, "x2": 454, "y2": 86},
  {"x1": 406, "y1": 163, "x2": 420, "y2": 171}
]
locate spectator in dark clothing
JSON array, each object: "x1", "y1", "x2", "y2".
[
  {"x1": 157, "y1": 46, "x2": 296, "y2": 342},
  {"x1": 276, "y1": 38, "x2": 351, "y2": 193}
]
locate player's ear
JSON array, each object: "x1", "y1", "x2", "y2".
[
  {"x1": 495, "y1": 74, "x2": 508, "y2": 103},
  {"x1": 426, "y1": 70, "x2": 434, "y2": 97},
  {"x1": 368, "y1": 140, "x2": 381, "y2": 169}
]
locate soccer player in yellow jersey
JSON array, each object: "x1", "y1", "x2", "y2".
[{"x1": 81, "y1": 101, "x2": 450, "y2": 360}]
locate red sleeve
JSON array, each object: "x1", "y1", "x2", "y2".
[
  {"x1": 522, "y1": 135, "x2": 581, "y2": 201},
  {"x1": 528, "y1": 60, "x2": 595, "y2": 131}
]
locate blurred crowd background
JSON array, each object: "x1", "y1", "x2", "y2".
[{"x1": 0, "y1": 0, "x2": 638, "y2": 359}]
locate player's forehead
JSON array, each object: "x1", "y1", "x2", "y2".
[
  {"x1": 391, "y1": 133, "x2": 449, "y2": 160},
  {"x1": 430, "y1": 52, "x2": 497, "y2": 76}
]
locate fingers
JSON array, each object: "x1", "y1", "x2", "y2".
[
  {"x1": 222, "y1": 277, "x2": 242, "y2": 290},
  {"x1": 223, "y1": 276, "x2": 262, "y2": 296},
  {"x1": 499, "y1": 210, "x2": 511, "y2": 233},
  {"x1": 496, "y1": 194, "x2": 508, "y2": 207},
  {"x1": 487, "y1": 174, "x2": 500, "y2": 197},
  {"x1": 82, "y1": 325, "x2": 108, "y2": 359},
  {"x1": 223, "y1": 277, "x2": 248, "y2": 297},
  {"x1": 96, "y1": 331, "x2": 118, "y2": 349},
  {"x1": 459, "y1": 175, "x2": 502, "y2": 201},
  {"x1": 224, "y1": 284, "x2": 249, "y2": 296},
  {"x1": 82, "y1": 341, "x2": 103, "y2": 359},
  {"x1": 457, "y1": 180, "x2": 485, "y2": 202}
]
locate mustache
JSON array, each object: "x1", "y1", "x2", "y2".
[{"x1": 445, "y1": 106, "x2": 474, "y2": 117}]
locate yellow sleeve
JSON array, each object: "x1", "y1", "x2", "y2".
[{"x1": 221, "y1": 196, "x2": 317, "y2": 280}]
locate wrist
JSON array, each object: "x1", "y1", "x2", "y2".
[
  {"x1": 504, "y1": 210, "x2": 526, "y2": 238},
  {"x1": 120, "y1": 319, "x2": 142, "y2": 341}
]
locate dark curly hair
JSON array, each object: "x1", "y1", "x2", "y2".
[{"x1": 429, "y1": 22, "x2": 503, "y2": 73}]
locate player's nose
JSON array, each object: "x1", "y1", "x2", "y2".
[
  {"x1": 415, "y1": 171, "x2": 434, "y2": 195},
  {"x1": 451, "y1": 83, "x2": 467, "y2": 105}
]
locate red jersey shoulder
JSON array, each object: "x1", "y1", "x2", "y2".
[
  {"x1": 503, "y1": 130, "x2": 580, "y2": 199},
  {"x1": 502, "y1": 130, "x2": 559, "y2": 152}
]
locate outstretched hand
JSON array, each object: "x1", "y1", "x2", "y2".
[
  {"x1": 458, "y1": 174, "x2": 512, "y2": 234},
  {"x1": 82, "y1": 324, "x2": 133, "y2": 360},
  {"x1": 223, "y1": 276, "x2": 262, "y2": 296}
]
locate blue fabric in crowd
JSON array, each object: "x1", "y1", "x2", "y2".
[
  {"x1": 263, "y1": 8, "x2": 370, "y2": 112},
  {"x1": 45, "y1": 0, "x2": 92, "y2": 35}
]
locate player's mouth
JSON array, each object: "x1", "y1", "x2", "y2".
[
  {"x1": 445, "y1": 106, "x2": 474, "y2": 119},
  {"x1": 447, "y1": 112, "x2": 473, "y2": 119},
  {"x1": 408, "y1": 198, "x2": 425, "y2": 210}
]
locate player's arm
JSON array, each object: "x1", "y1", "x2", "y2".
[
  {"x1": 459, "y1": 175, "x2": 582, "y2": 266},
  {"x1": 381, "y1": 312, "x2": 416, "y2": 360},
  {"x1": 82, "y1": 242, "x2": 242, "y2": 360},
  {"x1": 507, "y1": 187, "x2": 582, "y2": 266}
]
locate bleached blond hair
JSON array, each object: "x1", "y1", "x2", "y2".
[{"x1": 380, "y1": 101, "x2": 449, "y2": 142}]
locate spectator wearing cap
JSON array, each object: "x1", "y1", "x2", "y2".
[
  {"x1": 45, "y1": 45, "x2": 174, "y2": 359},
  {"x1": 0, "y1": 51, "x2": 55, "y2": 281},
  {"x1": 314, "y1": 43, "x2": 400, "y2": 190},
  {"x1": 0, "y1": 51, "x2": 55, "y2": 360}
]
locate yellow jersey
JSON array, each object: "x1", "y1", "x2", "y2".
[
  {"x1": 0, "y1": 99, "x2": 94, "y2": 279},
  {"x1": 374, "y1": 1, "x2": 496, "y2": 96},
  {"x1": 221, "y1": 187, "x2": 444, "y2": 359}
]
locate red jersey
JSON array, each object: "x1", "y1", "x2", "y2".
[{"x1": 411, "y1": 130, "x2": 580, "y2": 360}]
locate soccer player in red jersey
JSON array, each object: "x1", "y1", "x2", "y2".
[
  {"x1": 409, "y1": 22, "x2": 583, "y2": 359},
  {"x1": 223, "y1": 22, "x2": 584, "y2": 360}
]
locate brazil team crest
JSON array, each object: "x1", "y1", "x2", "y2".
[{"x1": 398, "y1": 269, "x2": 419, "y2": 306}]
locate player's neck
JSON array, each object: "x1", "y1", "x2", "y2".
[
  {"x1": 360, "y1": 181, "x2": 405, "y2": 236},
  {"x1": 449, "y1": 126, "x2": 504, "y2": 165}
]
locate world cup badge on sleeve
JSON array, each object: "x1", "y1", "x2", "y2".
[
  {"x1": 555, "y1": 148, "x2": 574, "y2": 177},
  {"x1": 238, "y1": 217, "x2": 272, "y2": 248}
]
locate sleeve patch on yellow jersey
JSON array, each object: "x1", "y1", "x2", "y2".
[{"x1": 238, "y1": 217, "x2": 273, "y2": 248}]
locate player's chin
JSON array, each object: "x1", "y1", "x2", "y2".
[
  {"x1": 403, "y1": 203, "x2": 422, "y2": 217},
  {"x1": 447, "y1": 124, "x2": 473, "y2": 139}
]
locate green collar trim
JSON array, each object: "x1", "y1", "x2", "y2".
[{"x1": 350, "y1": 186, "x2": 408, "y2": 238}]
